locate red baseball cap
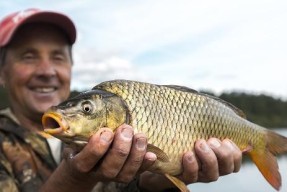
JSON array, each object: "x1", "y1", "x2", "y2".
[{"x1": 0, "y1": 8, "x2": 76, "y2": 47}]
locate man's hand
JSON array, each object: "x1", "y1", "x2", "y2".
[
  {"x1": 67, "y1": 124, "x2": 155, "y2": 183},
  {"x1": 139, "y1": 138, "x2": 242, "y2": 191},
  {"x1": 41, "y1": 124, "x2": 155, "y2": 192},
  {"x1": 180, "y1": 138, "x2": 242, "y2": 183}
]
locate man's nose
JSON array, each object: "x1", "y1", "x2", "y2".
[{"x1": 35, "y1": 59, "x2": 56, "y2": 76}]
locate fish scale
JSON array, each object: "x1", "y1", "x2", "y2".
[
  {"x1": 42, "y1": 80, "x2": 287, "y2": 192},
  {"x1": 109, "y1": 82, "x2": 240, "y2": 144}
]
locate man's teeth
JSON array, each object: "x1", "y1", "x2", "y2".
[{"x1": 34, "y1": 88, "x2": 56, "y2": 93}]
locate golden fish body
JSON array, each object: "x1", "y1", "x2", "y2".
[
  {"x1": 42, "y1": 80, "x2": 287, "y2": 191},
  {"x1": 96, "y1": 81, "x2": 262, "y2": 172}
]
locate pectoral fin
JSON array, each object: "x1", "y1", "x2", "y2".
[
  {"x1": 147, "y1": 145, "x2": 188, "y2": 191},
  {"x1": 147, "y1": 144, "x2": 169, "y2": 162},
  {"x1": 165, "y1": 174, "x2": 189, "y2": 192}
]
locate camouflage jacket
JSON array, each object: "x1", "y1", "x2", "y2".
[{"x1": 0, "y1": 109, "x2": 142, "y2": 192}]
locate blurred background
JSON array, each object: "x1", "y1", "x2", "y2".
[
  {"x1": 1, "y1": 0, "x2": 287, "y2": 99},
  {"x1": 1, "y1": 1, "x2": 287, "y2": 191}
]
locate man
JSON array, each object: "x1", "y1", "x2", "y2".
[{"x1": 0, "y1": 8, "x2": 242, "y2": 191}]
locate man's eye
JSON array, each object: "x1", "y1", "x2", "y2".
[
  {"x1": 54, "y1": 55, "x2": 64, "y2": 61},
  {"x1": 22, "y1": 54, "x2": 35, "y2": 60},
  {"x1": 53, "y1": 55, "x2": 68, "y2": 64}
]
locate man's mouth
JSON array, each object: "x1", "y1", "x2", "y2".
[{"x1": 31, "y1": 87, "x2": 57, "y2": 93}]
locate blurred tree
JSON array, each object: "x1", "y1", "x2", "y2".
[{"x1": 219, "y1": 92, "x2": 287, "y2": 128}]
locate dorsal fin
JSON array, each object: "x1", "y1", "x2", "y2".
[
  {"x1": 163, "y1": 85, "x2": 199, "y2": 94},
  {"x1": 163, "y1": 84, "x2": 247, "y2": 119},
  {"x1": 202, "y1": 93, "x2": 247, "y2": 119}
]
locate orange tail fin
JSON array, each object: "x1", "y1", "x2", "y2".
[{"x1": 249, "y1": 130, "x2": 287, "y2": 191}]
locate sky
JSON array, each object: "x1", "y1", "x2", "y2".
[{"x1": 1, "y1": 0, "x2": 287, "y2": 99}]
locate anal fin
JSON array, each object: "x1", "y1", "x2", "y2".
[{"x1": 165, "y1": 174, "x2": 189, "y2": 192}]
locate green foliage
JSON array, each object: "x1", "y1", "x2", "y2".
[
  {"x1": 0, "y1": 87, "x2": 285, "y2": 128},
  {"x1": 218, "y1": 92, "x2": 287, "y2": 128}
]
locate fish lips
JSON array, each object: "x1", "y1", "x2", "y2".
[{"x1": 42, "y1": 111, "x2": 69, "y2": 135}]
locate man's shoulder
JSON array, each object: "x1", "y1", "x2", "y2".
[
  {"x1": 0, "y1": 112, "x2": 21, "y2": 189},
  {"x1": 0, "y1": 108, "x2": 20, "y2": 125},
  {"x1": 0, "y1": 109, "x2": 56, "y2": 191},
  {"x1": 0, "y1": 109, "x2": 29, "y2": 141}
]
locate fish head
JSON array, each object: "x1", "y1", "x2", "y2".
[
  {"x1": 42, "y1": 89, "x2": 128, "y2": 147},
  {"x1": 42, "y1": 90, "x2": 110, "y2": 146}
]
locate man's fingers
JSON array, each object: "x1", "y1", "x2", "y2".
[
  {"x1": 207, "y1": 138, "x2": 242, "y2": 176},
  {"x1": 194, "y1": 139, "x2": 219, "y2": 182},
  {"x1": 207, "y1": 138, "x2": 234, "y2": 176},
  {"x1": 222, "y1": 139, "x2": 242, "y2": 173},
  {"x1": 138, "y1": 152, "x2": 157, "y2": 173},
  {"x1": 97, "y1": 124, "x2": 134, "y2": 179},
  {"x1": 115, "y1": 133, "x2": 147, "y2": 182},
  {"x1": 71, "y1": 128, "x2": 114, "y2": 173},
  {"x1": 181, "y1": 151, "x2": 199, "y2": 183}
]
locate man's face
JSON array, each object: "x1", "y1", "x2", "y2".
[{"x1": 2, "y1": 23, "x2": 72, "y2": 119}]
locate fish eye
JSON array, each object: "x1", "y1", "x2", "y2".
[{"x1": 81, "y1": 101, "x2": 93, "y2": 114}]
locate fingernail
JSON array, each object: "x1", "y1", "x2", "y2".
[
  {"x1": 185, "y1": 151, "x2": 195, "y2": 162},
  {"x1": 200, "y1": 141, "x2": 210, "y2": 152},
  {"x1": 121, "y1": 127, "x2": 133, "y2": 140},
  {"x1": 136, "y1": 137, "x2": 147, "y2": 150},
  {"x1": 209, "y1": 139, "x2": 221, "y2": 148},
  {"x1": 100, "y1": 130, "x2": 113, "y2": 142}
]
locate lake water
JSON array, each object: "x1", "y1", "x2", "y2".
[{"x1": 188, "y1": 128, "x2": 287, "y2": 192}]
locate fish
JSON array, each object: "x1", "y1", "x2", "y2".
[{"x1": 42, "y1": 79, "x2": 287, "y2": 192}]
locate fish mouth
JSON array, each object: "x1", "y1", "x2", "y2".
[{"x1": 42, "y1": 112, "x2": 69, "y2": 135}]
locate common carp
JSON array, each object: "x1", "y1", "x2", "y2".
[{"x1": 42, "y1": 80, "x2": 287, "y2": 191}]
